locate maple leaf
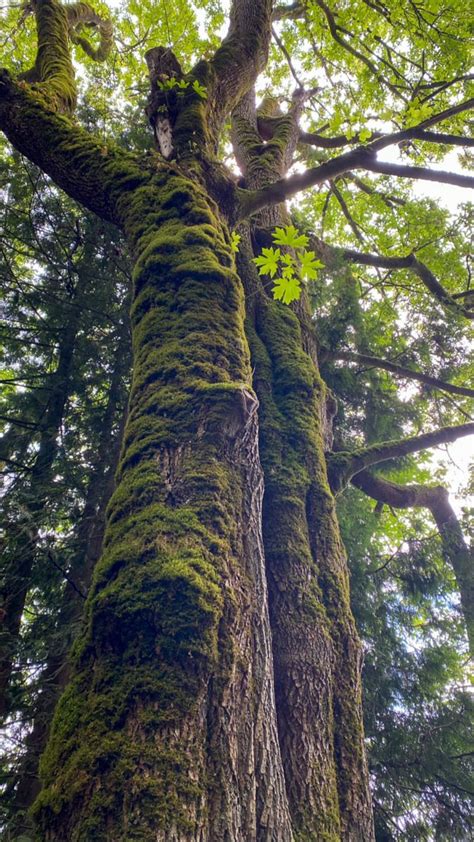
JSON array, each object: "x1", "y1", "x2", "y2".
[
  {"x1": 272, "y1": 275, "x2": 302, "y2": 304},
  {"x1": 272, "y1": 225, "x2": 309, "y2": 250},
  {"x1": 253, "y1": 247, "x2": 281, "y2": 278},
  {"x1": 299, "y1": 250, "x2": 324, "y2": 280}
]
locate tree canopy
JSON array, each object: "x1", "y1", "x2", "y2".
[{"x1": 0, "y1": 0, "x2": 473, "y2": 839}]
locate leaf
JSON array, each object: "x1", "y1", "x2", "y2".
[
  {"x1": 230, "y1": 232, "x2": 241, "y2": 254},
  {"x1": 299, "y1": 250, "x2": 324, "y2": 280},
  {"x1": 359, "y1": 127, "x2": 372, "y2": 142},
  {"x1": 192, "y1": 80, "x2": 208, "y2": 99},
  {"x1": 272, "y1": 275, "x2": 302, "y2": 305},
  {"x1": 253, "y1": 247, "x2": 281, "y2": 277},
  {"x1": 157, "y1": 77, "x2": 178, "y2": 91},
  {"x1": 272, "y1": 224, "x2": 309, "y2": 249}
]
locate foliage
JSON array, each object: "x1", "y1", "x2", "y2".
[{"x1": 252, "y1": 224, "x2": 324, "y2": 303}]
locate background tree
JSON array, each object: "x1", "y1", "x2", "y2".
[{"x1": 0, "y1": 0, "x2": 472, "y2": 839}]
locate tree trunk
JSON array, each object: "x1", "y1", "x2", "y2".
[
  {"x1": 7, "y1": 327, "x2": 130, "y2": 835},
  {"x1": 0, "y1": 11, "x2": 375, "y2": 832},
  {"x1": 33, "y1": 169, "x2": 292, "y2": 841},
  {"x1": 0, "y1": 284, "x2": 83, "y2": 718},
  {"x1": 232, "y1": 91, "x2": 374, "y2": 839}
]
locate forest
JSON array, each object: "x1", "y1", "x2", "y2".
[{"x1": 0, "y1": 0, "x2": 473, "y2": 839}]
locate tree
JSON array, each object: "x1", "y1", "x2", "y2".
[{"x1": 0, "y1": 0, "x2": 472, "y2": 839}]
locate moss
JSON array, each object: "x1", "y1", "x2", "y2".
[
  {"x1": 30, "y1": 0, "x2": 77, "y2": 113},
  {"x1": 245, "y1": 284, "x2": 368, "y2": 835},
  {"x1": 326, "y1": 451, "x2": 353, "y2": 494},
  {"x1": 34, "y1": 168, "x2": 255, "y2": 839}
]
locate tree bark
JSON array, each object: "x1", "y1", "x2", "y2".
[
  {"x1": 33, "y1": 171, "x2": 292, "y2": 841},
  {"x1": 233, "y1": 92, "x2": 374, "y2": 840}
]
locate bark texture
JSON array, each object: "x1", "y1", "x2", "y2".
[
  {"x1": 233, "y1": 93, "x2": 374, "y2": 840},
  {"x1": 33, "y1": 170, "x2": 291, "y2": 841}
]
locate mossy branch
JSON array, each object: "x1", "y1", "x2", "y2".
[
  {"x1": 327, "y1": 422, "x2": 474, "y2": 494},
  {"x1": 20, "y1": 0, "x2": 112, "y2": 111},
  {"x1": 24, "y1": 0, "x2": 77, "y2": 112},
  {"x1": 352, "y1": 470, "x2": 474, "y2": 654},
  {"x1": 0, "y1": 70, "x2": 145, "y2": 223},
  {"x1": 66, "y1": 2, "x2": 113, "y2": 63}
]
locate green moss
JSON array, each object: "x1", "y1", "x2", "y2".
[
  {"x1": 30, "y1": 0, "x2": 77, "y2": 112},
  {"x1": 33, "y1": 168, "x2": 255, "y2": 839},
  {"x1": 245, "y1": 285, "x2": 367, "y2": 835}
]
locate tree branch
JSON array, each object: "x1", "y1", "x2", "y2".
[
  {"x1": 339, "y1": 247, "x2": 474, "y2": 319},
  {"x1": 206, "y1": 0, "x2": 273, "y2": 140},
  {"x1": 66, "y1": 2, "x2": 113, "y2": 63},
  {"x1": 330, "y1": 351, "x2": 474, "y2": 398},
  {"x1": 0, "y1": 71, "x2": 145, "y2": 224},
  {"x1": 312, "y1": 0, "x2": 405, "y2": 98},
  {"x1": 352, "y1": 470, "x2": 474, "y2": 653},
  {"x1": 299, "y1": 127, "x2": 474, "y2": 151},
  {"x1": 327, "y1": 422, "x2": 474, "y2": 493},
  {"x1": 22, "y1": 0, "x2": 77, "y2": 112},
  {"x1": 360, "y1": 158, "x2": 474, "y2": 189},
  {"x1": 237, "y1": 146, "x2": 474, "y2": 218},
  {"x1": 272, "y1": 2, "x2": 304, "y2": 21}
]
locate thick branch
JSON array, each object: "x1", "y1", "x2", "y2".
[
  {"x1": 25, "y1": 0, "x2": 77, "y2": 112},
  {"x1": 237, "y1": 146, "x2": 474, "y2": 218},
  {"x1": 0, "y1": 71, "x2": 145, "y2": 224},
  {"x1": 206, "y1": 0, "x2": 273, "y2": 139},
  {"x1": 331, "y1": 351, "x2": 474, "y2": 398},
  {"x1": 66, "y1": 2, "x2": 113, "y2": 62},
  {"x1": 327, "y1": 422, "x2": 474, "y2": 493},
  {"x1": 352, "y1": 470, "x2": 474, "y2": 653}
]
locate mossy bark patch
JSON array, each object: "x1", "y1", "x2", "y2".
[{"x1": 34, "y1": 168, "x2": 291, "y2": 841}]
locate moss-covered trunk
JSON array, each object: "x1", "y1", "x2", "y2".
[
  {"x1": 232, "y1": 91, "x2": 374, "y2": 839},
  {"x1": 238, "y1": 236, "x2": 373, "y2": 841},
  {"x1": 33, "y1": 168, "x2": 291, "y2": 841}
]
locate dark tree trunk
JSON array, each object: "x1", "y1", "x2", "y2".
[
  {"x1": 0, "y1": 278, "x2": 84, "y2": 718},
  {"x1": 7, "y1": 326, "x2": 130, "y2": 835}
]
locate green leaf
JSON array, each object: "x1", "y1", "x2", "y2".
[
  {"x1": 230, "y1": 232, "x2": 241, "y2": 254},
  {"x1": 299, "y1": 250, "x2": 324, "y2": 280},
  {"x1": 272, "y1": 225, "x2": 309, "y2": 249},
  {"x1": 192, "y1": 79, "x2": 208, "y2": 99},
  {"x1": 359, "y1": 127, "x2": 372, "y2": 142},
  {"x1": 272, "y1": 275, "x2": 302, "y2": 305},
  {"x1": 253, "y1": 247, "x2": 281, "y2": 277}
]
